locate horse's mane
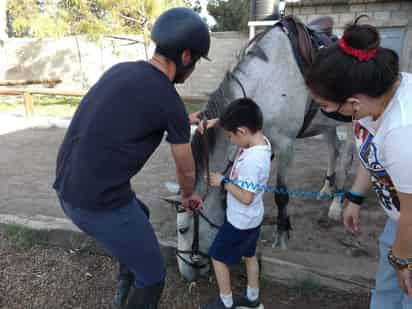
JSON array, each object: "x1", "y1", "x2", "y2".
[
  {"x1": 191, "y1": 16, "x2": 283, "y2": 183},
  {"x1": 191, "y1": 84, "x2": 227, "y2": 183}
]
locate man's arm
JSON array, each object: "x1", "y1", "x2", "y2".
[{"x1": 170, "y1": 143, "x2": 196, "y2": 198}]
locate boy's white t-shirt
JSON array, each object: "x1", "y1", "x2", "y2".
[
  {"x1": 354, "y1": 72, "x2": 412, "y2": 221},
  {"x1": 226, "y1": 136, "x2": 272, "y2": 229}
]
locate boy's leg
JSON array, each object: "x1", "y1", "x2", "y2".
[
  {"x1": 245, "y1": 256, "x2": 259, "y2": 289},
  {"x1": 370, "y1": 218, "x2": 412, "y2": 309},
  {"x1": 212, "y1": 258, "x2": 232, "y2": 295},
  {"x1": 244, "y1": 256, "x2": 259, "y2": 301}
]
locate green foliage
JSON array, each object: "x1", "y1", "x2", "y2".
[
  {"x1": 6, "y1": 0, "x2": 189, "y2": 39},
  {"x1": 4, "y1": 224, "x2": 36, "y2": 250},
  {"x1": 207, "y1": 0, "x2": 249, "y2": 32},
  {"x1": 291, "y1": 275, "x2": 324, "y2": 297}
]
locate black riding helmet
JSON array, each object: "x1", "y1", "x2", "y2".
[{"x1": 151, "y1": 7, "x2": 211, "y2": 71}]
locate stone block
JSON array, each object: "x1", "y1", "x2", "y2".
[
  {"x1": 373, "y1": 11, "x2": 391, "y2": 22},
  {"x1": 316, "y1": 5, "x2": 333, "y2": 14},
  {"x1": 301, "y1": 6, "x2": 316, "y2": 14},
  {"x1": 349, "y1": 4, "x2": 367, "y2": 12},
  {"x1": 366, "y1": 3, "x2": 384, "y2": 12},
  {"x1": 332, "y1": 4, "x2": 350, "y2": 13}
]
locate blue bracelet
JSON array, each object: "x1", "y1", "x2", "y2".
[
  {"x1": 221, "y1": 176, "x2": 230, "y2": 185},
  {"x1": 345, "y1": 190, "x2": 367, "y2": 206},
  {"x1": 349, "y1": 191, "x2": 367, "y2": 198}
]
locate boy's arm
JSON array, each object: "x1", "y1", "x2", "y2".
[
  {"x1": 209, "y1": 172, "x2": 256, "y2": 205},
  {"x1": 223, "y1": 182, "x2": 255, "y2": 205}
]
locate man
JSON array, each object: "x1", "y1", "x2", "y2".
[{"x1": 53, "y1": 7, "x2": 209, "y2": 309}]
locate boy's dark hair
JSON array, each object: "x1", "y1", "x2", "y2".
[
  {"x1": 220, "y1": 98, "x2": 263, "y2": 133},
  {"x1": 305, "y1": 16, "x2": 399, "y2": 105}
]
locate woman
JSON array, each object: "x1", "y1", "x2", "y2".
[{"x1": 305, "y1": 17, "x2": 412, "y2": 309}]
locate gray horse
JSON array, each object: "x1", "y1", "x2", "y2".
[{"x1": 174, "y1": 20, "x2": 355, "y2": 281}]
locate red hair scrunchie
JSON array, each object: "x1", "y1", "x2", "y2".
[{"x1": 338, "y1": 38, "x2": 377, "y2": 61}]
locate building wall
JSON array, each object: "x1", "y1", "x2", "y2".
[
  {"x1": 285, "y1": 0, "x2": 412, "y2": 72},
  {"x1": 0, "y1": 32, "x2": 248, "y2": 99},
  {"x1": 0, "y1": 1, "x2": 410, "y2": 98}
]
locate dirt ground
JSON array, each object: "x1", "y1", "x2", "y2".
[
  {"x1": 0, "y1": 231, "x2": 370, "y2": 309},
  {"x1": 0, "y1": 127, "x2": 388, "y2": 308}
]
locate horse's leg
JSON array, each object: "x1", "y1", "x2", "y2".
[
  {"x1": 328, "y1": 126, "x2": 355, "y2": 220},
  {"x1": 319, "y1": 129, "x2": 338, "y2": 200},
  {"x1": 272, "y1": 137, "x2": 293, "y2": 250}
]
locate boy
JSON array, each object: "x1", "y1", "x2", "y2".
[{"x1": 199, "y1": 98, "x2": 271, "y2": 309}]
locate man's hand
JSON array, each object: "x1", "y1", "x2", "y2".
[
  {"x1": 397, "y1": 268, "x2": 412, "y2": 297},
  {"x1": 182, "y1": 194, "x2": 203, "y2": 212},
  {"x1": 197, "y1": 118, "x2": 219, "y2": 135},
  {"x1": 208, "y1": 172, "x2": 224, "y2": 187},
  {"x1": 189, "y1": 111, "x2": 203, "y2": 125},
  {"x1": 343, "y1": 202, "x2": 361, "y2": 233}
]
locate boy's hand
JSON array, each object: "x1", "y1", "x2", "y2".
[
  {"x1": 207, "y1": 172, "x2": 224, "y2": 187},
  {"x1": 197, "y1": 118, "x2": 219, "y2": 135}
]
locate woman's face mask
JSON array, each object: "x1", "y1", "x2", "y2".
[{"x1": 311, "y1": 94, "x2": 356, "y2": 122}]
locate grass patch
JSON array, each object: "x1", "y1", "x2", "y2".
[
  {"x1": 291, "y1": 274, "x2": 324, "y2": 297},
  {"x1": 4, "y1": 224, "x2": 37, "y2": 250},
  {"x1": 0, "y1": 96, "x2": 205, "y2": 118},
  {"x1": 0, "y1": 96, "x2": 80, "y2": 118}
]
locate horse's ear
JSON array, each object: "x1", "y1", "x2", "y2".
[{"x1": 253, "y1": 45, "x2": 269, "y2": 62}]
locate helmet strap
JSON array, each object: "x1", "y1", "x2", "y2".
[{"x1": 154, "y1": 46, "x2": 198, "y2": 84}]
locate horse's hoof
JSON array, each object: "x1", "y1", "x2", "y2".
[
  {"x1": 272, "y1": 232, "x2": 288, "y2": 250},
  {"x1": 188, "y1": 281, "x2": 197, "y2": 294}
]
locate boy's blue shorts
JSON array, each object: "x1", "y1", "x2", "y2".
[{"x1": 209, "y1": 219, "x2": 260, "y2": 266}]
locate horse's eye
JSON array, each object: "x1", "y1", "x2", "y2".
[{"x1": 178, "y1": 227, "x2": 189, "y2": 234}]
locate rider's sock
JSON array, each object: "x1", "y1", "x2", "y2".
[
  {"x1": 247, "y1": 286, "x2": 259, "y2": 302},
  {"x1": 220, "y1": 293, "x2": 233, "y2": 308}
]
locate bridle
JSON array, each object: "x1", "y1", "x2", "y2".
[{"x1": 175, "y1": 72, "x2": 247, "y2": 269}]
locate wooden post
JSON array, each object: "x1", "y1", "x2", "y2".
[{"x1": 23, "y1": 92, "x2": 34, "y2": 117}]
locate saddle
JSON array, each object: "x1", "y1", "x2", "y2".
[
  {"x1": 275, "y1": 15, "x2": 338, "y2": 137},
  {"x1": 277, "y1": 15, "x2": 337, "y2": 75}
]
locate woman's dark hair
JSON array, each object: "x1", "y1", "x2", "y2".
[
  {"x1": 305, "y1": 16, "x2": 399, "y2": 104},
  {"x1": 220, "y1": 98, "x2": 263, "y2": 133}
]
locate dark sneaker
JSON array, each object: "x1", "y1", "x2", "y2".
[
  {"x1": 199, "y1": 297, "x2": 234, "y2": 309},
  {"x1": 234, "y1": 295, "x2": 264, "y2": 309}
]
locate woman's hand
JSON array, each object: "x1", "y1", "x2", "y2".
[
  {"x1": 397, "y1": 268, "x2": 412, "y2": 297},
  {"x1": 343, "y1": 202, "x2": 361, "y2": 233}
]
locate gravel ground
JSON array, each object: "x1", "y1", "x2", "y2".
[{"x1": 0, "y1": 230, "x2": 370, "y2": 309}]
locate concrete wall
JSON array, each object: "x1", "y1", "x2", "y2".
[
  {"x1": 0, "y1": 32, "x2": 249, "y2": 99},
  {"x1": 285, "y1": 0, "x2": 412, "y2": 72},
  {"x1": 1, "y1": 0, "x2": 411, "y2": 98}
]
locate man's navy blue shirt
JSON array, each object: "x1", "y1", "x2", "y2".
[{"x1": 53, "y1": 61, "x2": 190, "y2": 209}]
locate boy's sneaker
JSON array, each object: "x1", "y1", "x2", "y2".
[
  {"x1": 199, "y1": 297, "x2": 234, "y2": 309},
  {"x1": 234, "y1": 295, "x2": 264, "y2": 309}
]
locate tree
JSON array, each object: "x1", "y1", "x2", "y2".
[
  {"x1": 207, "y1": 0, "x2": 249, "y2": 32},
  {"x1": 6, "y1": 0, "x2": 189, "y2": 39},
  {"x1": 5, "y1": 0, "x2": 190, "y2": 87}
]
